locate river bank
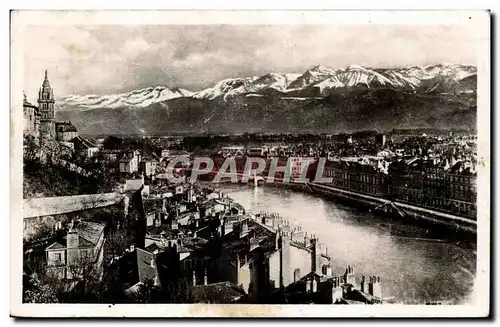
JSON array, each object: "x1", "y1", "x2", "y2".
[{"x1": 218, "y1": 184, "x2": 477, "y2": 304}]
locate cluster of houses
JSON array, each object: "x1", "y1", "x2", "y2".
[{"x1": 39, "y1": 177, "x2": 385, "y2": 304}]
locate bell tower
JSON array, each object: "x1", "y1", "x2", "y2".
[{"x1": 38, "y1": 70, "x2": 56, "y2": 138}]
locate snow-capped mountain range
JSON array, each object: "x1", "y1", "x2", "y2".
[
  {"x1": 57, "y1": 86, "x2": 193, "y2": 110},
  {"x1": 57, "y1": 64, "x2": 476, "y2": 110}
]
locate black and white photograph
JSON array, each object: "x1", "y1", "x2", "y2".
[{"x1": 9, "y1": 10, "x2": 490, "y2": 318}]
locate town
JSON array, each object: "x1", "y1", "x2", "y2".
[{"x1": 22, "y1": 71, "x2": 477, "y2": 304}]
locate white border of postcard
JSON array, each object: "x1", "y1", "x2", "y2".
[{"x1": 10, "y1": 10, "x2": 490, "y2": 318}]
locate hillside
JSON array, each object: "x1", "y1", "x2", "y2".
[
  {"x1": 54, "y1": 63, "x2": 477, "y2": 136},
  {"x1": 57, "y1": 89, "x2": 476, "y2": 136}
]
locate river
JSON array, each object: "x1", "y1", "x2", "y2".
[{"x1": 219, "y1": 184, "x2": 477, "y2": 304}]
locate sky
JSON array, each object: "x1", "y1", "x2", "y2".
[{"x1": 23, "y1": 24, "x2": 478, "y2": 100}]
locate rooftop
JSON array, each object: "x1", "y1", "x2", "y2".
[
  {"x1": 45, "y1": 221, "x2": 106, "y2": 251},
  {"x1": 222, "y1": 218, "x2": 277, "y2": 266},
  {"x1": 71, "y1": 220, "x2": 106, "y2": 245},
  {"x1": 56, "y1": 121, "x2": 78, "y2": 133},
  {"x1": 71, "y1": 136, "x2": 98, "y2": 149}
]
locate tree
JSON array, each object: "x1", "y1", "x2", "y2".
[
  {"x1": 23, "y1": 280, "x2": 60, "y2": 303},
  {"x1": 23, "y1": 269, "x2": 67, "y2": 303},
  {"x1": 106, "y1": 229, "x2": 130, "y2": 262}
]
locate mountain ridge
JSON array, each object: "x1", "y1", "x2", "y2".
[
  {"x1": 53, "y1": 63, "x2": 477, "y2": 136},
  {"x1": 56, "y1": 63, "x2": 476, "y2": 110}
]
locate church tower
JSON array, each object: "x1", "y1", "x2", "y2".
[{"x1": 38, "y1": 70, "x2": 56, "y2": 138}]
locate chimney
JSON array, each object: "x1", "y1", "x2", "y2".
[
  {"x1": 360, "y1": 275, "x2": 366, "y2": 293},
  {"x1": 66, "y1": 220, "x2": 79, "y2": 265},
  {"x1": 325, "y1": 265, "x2": 332, "y2": 277},
  {"x1": 310, "y1": 238, "x2": 317, "y2": 275},
  {"x1": 368, "y1": 276, "x2": 374, "y2": 296},
  {"x1": 368, "y1": 276, "x2": 382, "y2": 299},
  {"x1": 344, "y1": 265, "x2": 355, "y2": 285},
  {"x1": 279, "y1": 232, "x2": 291, "y2": 288}
]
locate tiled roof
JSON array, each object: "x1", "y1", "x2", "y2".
[
  {"x1": 23, "y1": 100, "x2": 38, "y2": 110},
  {"x1": 222, "y1": 218, "x2": 277, "y2": 266},
  {"x1": 118, "y1": 248, "x2": 158, "y2": 287},
  {"x1": 76, "y1": 236, "x2": 95, "y2": 248},
  {"x1": 45, "y1": 242, "x2": 65, "y2": 250},
  {"x1": 344, "y1": 288, "x2": 381, "y2": 304},
  {"x1": 180, "y1": 236, "x2": 209, "y2": 252},
  {"x1": 145, "y1": 243, "x2": 161, "y2": 252},
  {"x1": 73, "y1": 221, "x2": 106, "y2": 245},
  {"x1": 136, "y1": 248, "x2": 158, "y2": 283},
  {"x1": 45, "y1": 222, "x2": 104, "y2": 252},
  {"x1": 147, "y1": 226, "x2": 181, "y2": 239},
  {"x1": 71, "y1": 136, "x2": 98, "y2": 149}
]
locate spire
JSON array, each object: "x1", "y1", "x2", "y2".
[
  {"x1": 42, "y1": 69, "x2": 50, "y2": 88},
  {"x1": 23, "y1": 91, "x2": 27, "y2": 103}
]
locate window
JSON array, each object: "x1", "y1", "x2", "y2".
[{"x1": 53, "y1": 253, "x2": 61, "y2": 263}]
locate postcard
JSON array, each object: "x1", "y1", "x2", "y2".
[{"x1": 10, "y1": 10, "x2": 490, "y2": 317}]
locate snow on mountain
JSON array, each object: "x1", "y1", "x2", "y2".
[
  {"x1": 195, "y1": 63, "x2": 477, "y2": 99},
  {"x1": 192, "y1": 77, "x2": 259, "y2": 100},
  {"x1": 404, "y1": 63, "x2": 476, "y2": 81},
  {"x1": 341, "y1": 65, "x2": 394, "y2": 88},
  {"x1": 287, "y1": 65, "x2": 339, "y2": 90},
  {"x1": 58, "y1": 64, "x2": 477, "y2": 110},
  {"x1": 310, "y1": 76, "x2": 345, "y2": 95},
  {"x1": 381, "y1": 70, "x2": 421, "y2": 90},
  {"x1": 58, "y1": 86, "x2": 193, "y2": 110},
  {"x1": 193, "y1": 73, "x2": 303, "y2": 101}
]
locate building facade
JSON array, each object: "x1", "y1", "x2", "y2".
[
  {"x1": 71, "y1": 136, "x2": 100, "y2": 158},
  {"x1": 23, "y1": 92, "x2": 40, "y2": 138},
  {"x1": 24, "y1": 70, "x2": 78, "y2": 141},
  {"x1": 388, "y1": 159, "x2": 477, "y2": 219},
  {"x1": 322, "y1": 159, "x2": 387, "y2": 197},
  {"x1": 56, "y1": 121, "x2": 79, "y2": 141},
  {"x1": 45, "y1": 220, "x2": 106, "y2": 280},
  {"x1": 120, "y1": 150, "x2": 142, "y2": 174},
  {"x1": 38, "y1": 70, "x2": 56, "y2": 139}
]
